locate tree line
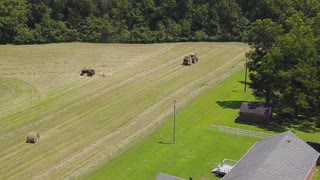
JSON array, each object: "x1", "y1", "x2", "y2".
[
  {"x1": 0, "y1": 0, "x2": 245, "y2": 44},
  {"x1": 1, "y1": 0, "x2": 317, "y2": 44}
]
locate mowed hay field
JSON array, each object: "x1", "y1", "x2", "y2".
[{"x1": 0, "y1": 42, "x2": 249, "y2": 179}]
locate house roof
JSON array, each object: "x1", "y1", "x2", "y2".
[
  {"x1": 156, "y1": 173, "x2": 186, "y2": 180},
  {"x1": 240, "y1": 102, "x2": 271, "y2": 116},
  {"x1": 222, "y1": 131, "x2": 319, "y2": 180}
]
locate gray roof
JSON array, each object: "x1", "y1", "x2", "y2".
[
  {"x1": 156, "y1": 173, "x2": 186, "y2": 180},
  {"x1": 223, "y1": 131, "x2": 319, "y2": 180},
  {"x1": 240, "y1": 102, "x2": 272, "y2": 116}
]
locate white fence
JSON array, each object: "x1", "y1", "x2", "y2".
[{"x1": 218, "y1": 125, "x2": 274, "y2": 139}]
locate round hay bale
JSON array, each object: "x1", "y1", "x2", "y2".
[{"x1": 26, "y1": 132, "x2": 40, "y2": 143}]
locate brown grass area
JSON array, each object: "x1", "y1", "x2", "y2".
[{"x1": 0, "y1": 42, "x2": 249, "y2": 179}]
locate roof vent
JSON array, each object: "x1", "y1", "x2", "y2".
[{"x1": 287, "y1": 139, "x2": 291, "y2": 143}]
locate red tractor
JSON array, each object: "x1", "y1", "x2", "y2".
[
  {"x1": 182, "y1": 53, "x2": 199, "y2": 66},
  {"x1": 190, "y1": 53, "x2": 199, "y2": 63},
  {"x1": 182, "y1": 56, "x2": 192, "y2": 66},
  {"x1": 80, "y1": 67, "x2": 95, "y2": 77}
]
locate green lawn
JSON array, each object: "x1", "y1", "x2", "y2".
[
  {"x1": 87, "y1": 69, "x2": 256, "y2": 179},
  {"x1": 88, "y1": 68, "x2": 320, "y2": 180}
]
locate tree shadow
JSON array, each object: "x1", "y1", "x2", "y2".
[
  {"x1": 216, "y1": 100, "x2": 261, "y2": 109},
  {"x1": 297, "y1": 124, "x2": 320, "y2": 133},
  {"x1": 235, "y1": 114, "x2": 320, "y2": 133},
  {"x1": 158, "y1": 141, "x2": 173, "y2": 145},
  {"x1": 238, "y1": 81, "x2": 252, "y2": 86},
  {"x1": 235, "y1": 117, "x2": 287, "y2": 133},
  {"x1": 292, "y1": 122, "x2": 320, "y2": 133},
  {"x1": 216, "y1": 100, "x2": 243, "y2": 109},
  {"x1": 270, "y1": 116, "x2": 320, "y2": 133}
]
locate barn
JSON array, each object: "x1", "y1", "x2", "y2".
[
  {"x1": 237, "y1": 102, "x2": 272, "y2": 125},
  {"x1": 222, "y1": 131, "x2": 319, "y2": 180}
]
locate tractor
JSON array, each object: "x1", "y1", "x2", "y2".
[
  {"x1": 182, "y1": 56, "x2": 192, "y2": 66},
  {"x1": 190, "y1": 53, "x2": 199, "y2": 63},
  {"x1": 80, "y1": 67, "x2": 95, "y2": 77}
]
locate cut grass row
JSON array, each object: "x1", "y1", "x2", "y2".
[
  {"x1": 0, "y1": 43, "x2": 250, "y2": 179},
  {"x1": 88, "y1": 69, "x2": 320, "y2": 180}
]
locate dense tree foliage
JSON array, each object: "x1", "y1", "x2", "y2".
[
  {"x1": 247, "y1": 5, "x2": 320, "y2": 125},
  {"x1": 1, "y1": 0, "x2": 318, "y2": 44},
  {"x1": 0, "y1": 0, "x2": 315, "y2": 44}
]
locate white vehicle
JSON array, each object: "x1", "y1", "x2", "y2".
[{"x1": 211, "y1": 159, "x2": 238, "y2": 177}]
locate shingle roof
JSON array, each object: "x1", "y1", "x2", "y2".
[
  {"x1": 240, "y1": 102, "x2": 272, "y2": 116},
  {"x1": 156, "y1": 173, "x2": 186, "y2": 180},
  {"x1": 222, "y1": 131, "x2": 319, "y2": 180}
]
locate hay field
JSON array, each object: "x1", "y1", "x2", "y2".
[{"x1": 0, "y1": 42, "x2": 249, "y2": 179}]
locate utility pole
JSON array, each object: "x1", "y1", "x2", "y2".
[
  {"x1": 173, "y1": 100, "x2": 176, "y2": 144},
  {"x1": 244, "y1": 58, "x2": 248, "y2": 92}
]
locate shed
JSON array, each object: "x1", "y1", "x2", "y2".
[
  {"x1": 222, "y1": 131, "x2": 320, "y2": 180},
  {"x1": 238, "y1": 102, "x2": 272, "y2": 125}
]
